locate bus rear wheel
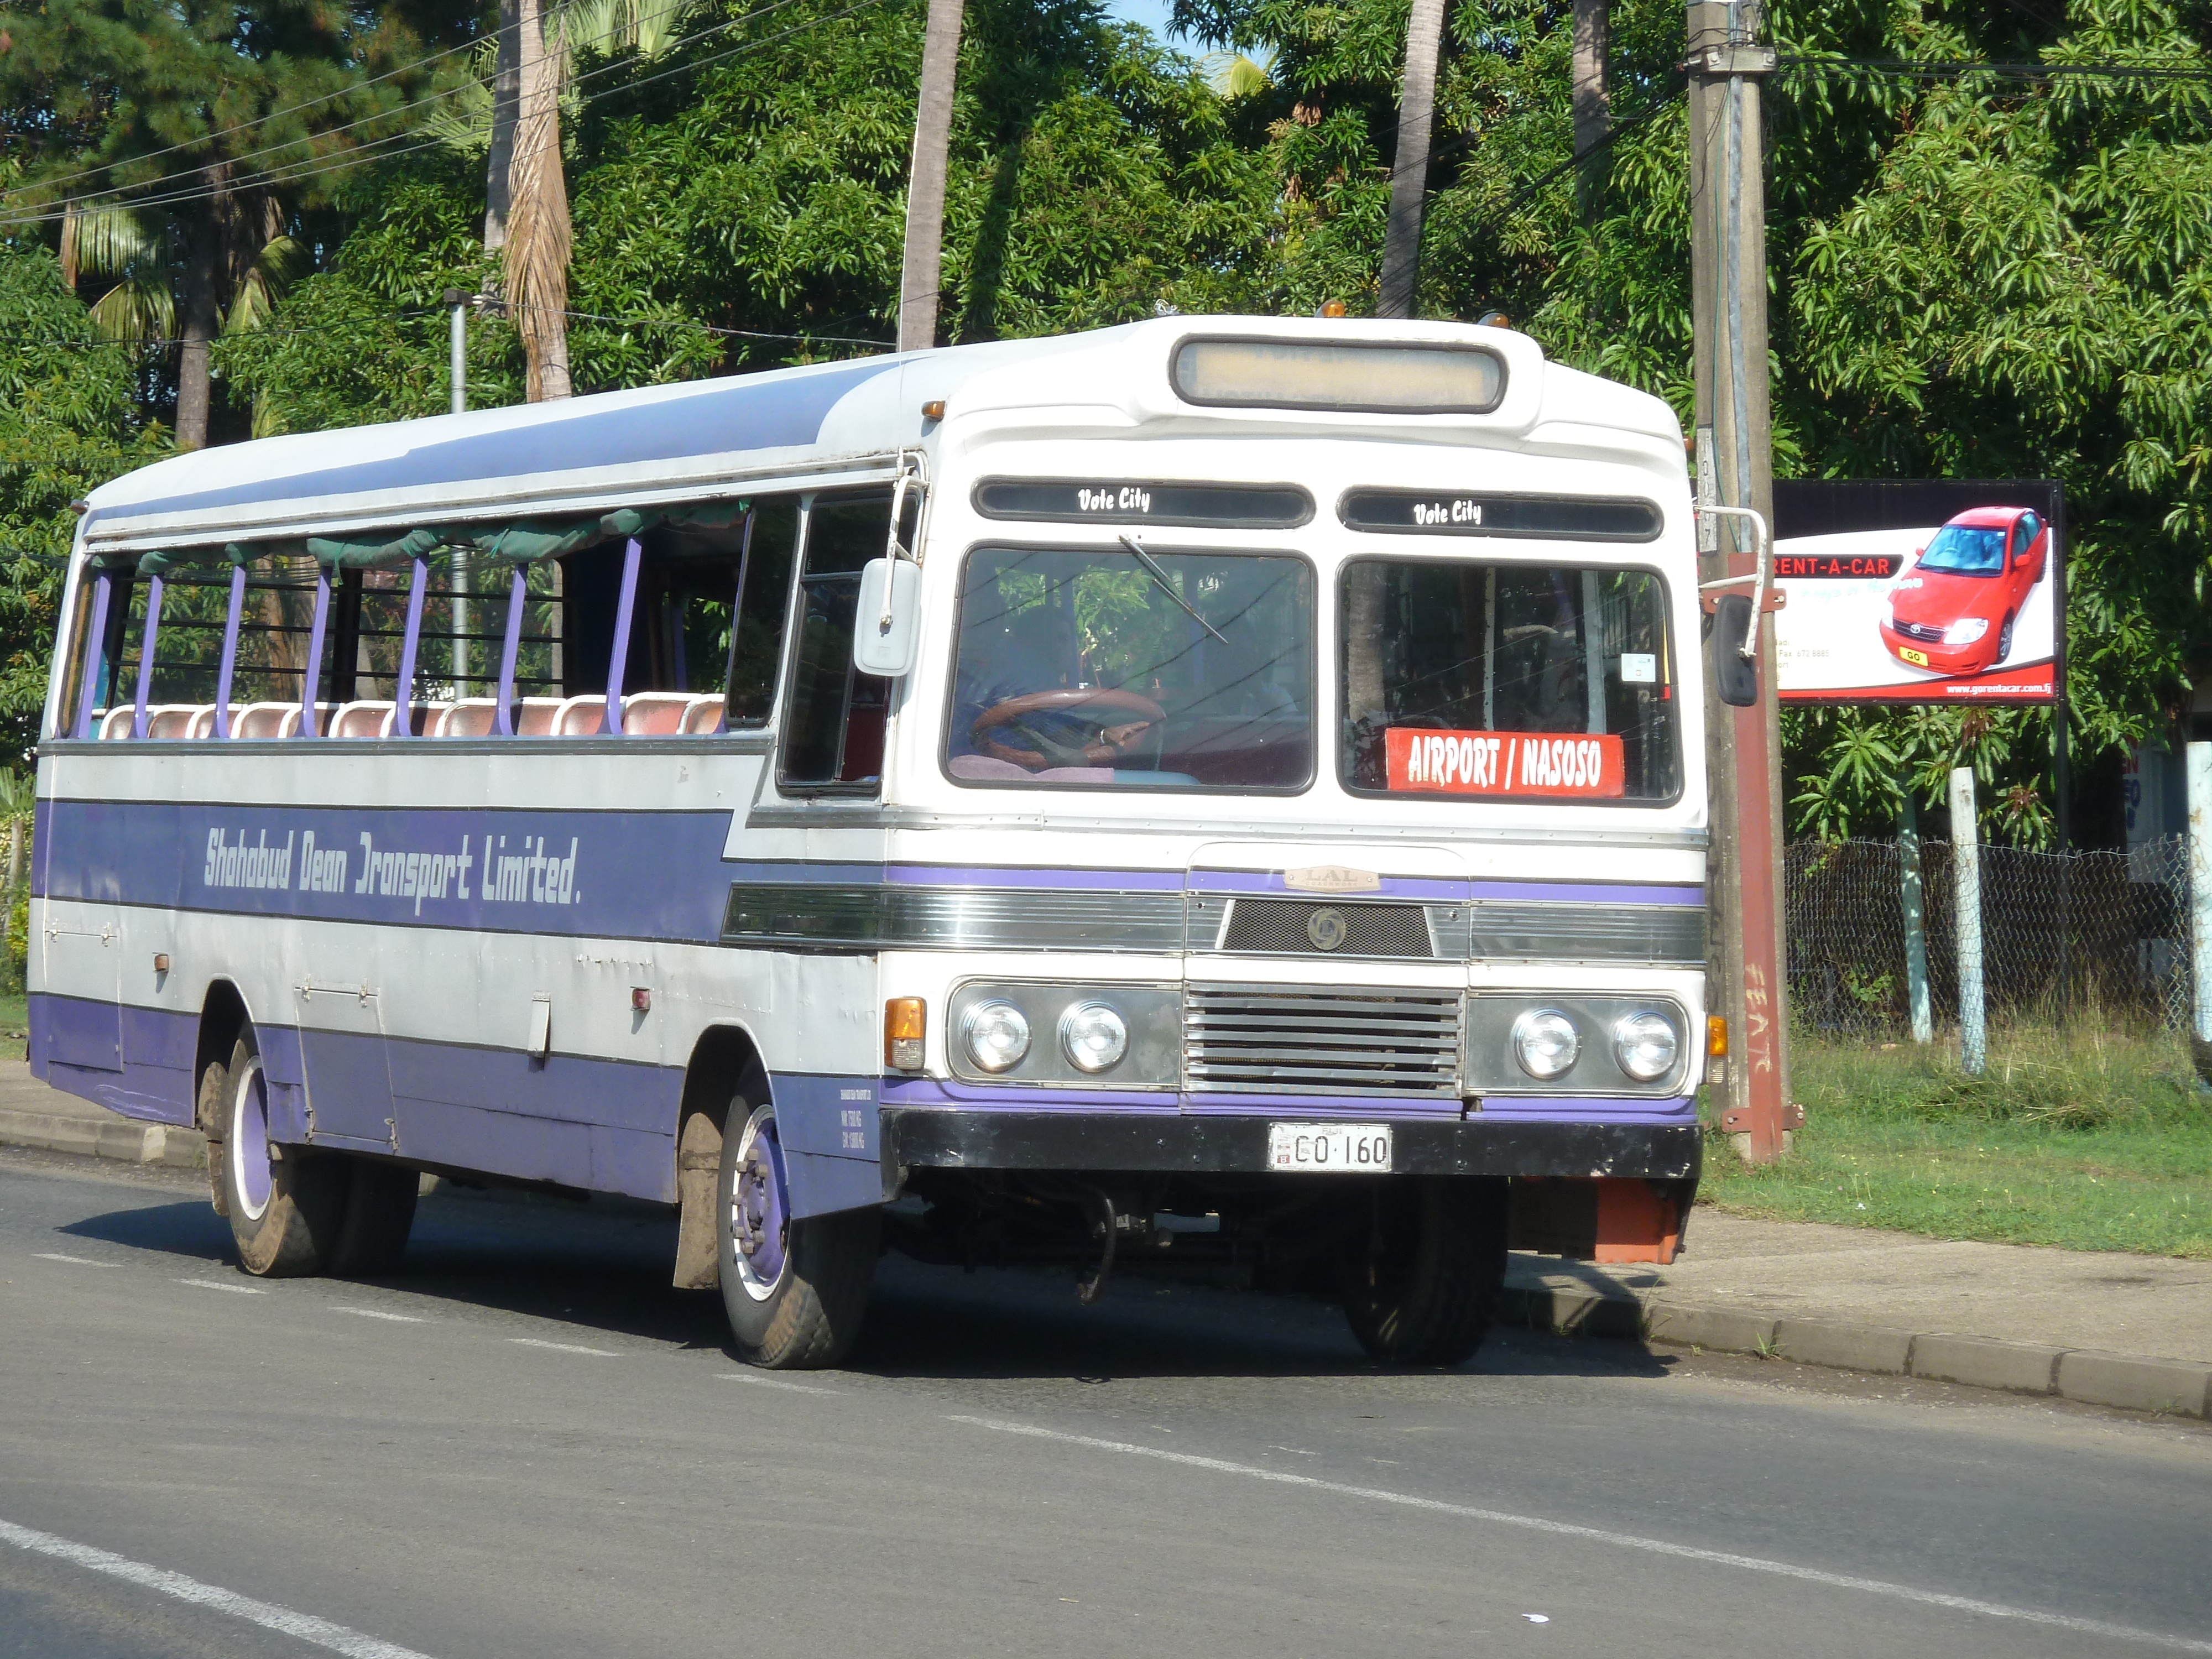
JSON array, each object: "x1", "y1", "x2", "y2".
[
  {"x1": 217, "y1": 1033, "x2": 348, "y2": 1277},
  {"x1": 1338, "y1": 1176, "x2": 1509, "y2": 1367},
  {"x1": 717, "y1": 1098, "x2": 878, "y2": 1369}
]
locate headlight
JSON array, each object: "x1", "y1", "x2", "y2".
[
  {"x1": 962, "y1": 1000, "x2": 1030, "y2": 1072},
  {"x1": 1613, "y1": 1011, "x2": 1680, "y2": 1083},
  {"x1": 1511, "y1": 1009, "x2": 1580, "y2": 1080},
  {"x1": 1943, "y1": 617, "x2": 1988, "y2": 645},
  {"x1": 1059, "y1": 1001, "x2": 1129, "y2": 1072}
]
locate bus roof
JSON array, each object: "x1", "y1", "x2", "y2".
[{"x1": 80, "y1": 317, "x2": 1677, "y2": 552}]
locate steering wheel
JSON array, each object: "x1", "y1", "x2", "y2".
[{"x1": 971, "y1": 688, "x2": 1168, "y2": 771}]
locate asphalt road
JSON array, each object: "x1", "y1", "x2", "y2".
[{"x1": 2, "y1": 1146, "x2": 2206, "y2": 1659}]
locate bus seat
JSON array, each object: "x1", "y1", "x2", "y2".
[
  {"x1": 622, "y1": 692, "x2": 690, "y2": 735},
  {"x1": 144, "y1": 705, "x2": 200, "y2": 739},
  {"x1": 331, "y1": 701, "x2": 394, "y2": 738},
  {"x1": 186, "y1": 705, "x2": 238, "y2": 739},
  {"x1": 553, "y1": 694, "x2": 607, "y2": 737},
  {"x1": 680, "y1": 695, "x2": 726, "y2": 735},
  {"x1": 233, "y1": 702, "x2": 292, "y2": 739},
  {"x1": 405, "y1": 702, "x2": 446, "y2": 736},
  {"x1": 515, "y1": 696, "x2": 564, "y2": 736},
  {"x1": 97, "y1": 707, "x2": 133, "y2": 740},
  {"x1": 436, "y1": 698, "x2": 499, "y2": 737},
  {"x1": 275, "y1": 707, "x2": 303, "y2": 739}
]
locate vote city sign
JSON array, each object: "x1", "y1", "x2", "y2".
[{"x1": 1771, "y1": 479, "x2": 2064, "y2": 704}]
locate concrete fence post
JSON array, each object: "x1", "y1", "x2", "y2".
[
  {"x1": 1900, "y1": 784, "x2": 1933, "y2": 1045},
  {"x1": 1950, "y1": 766, "x2": 1985, "y2": 1076},
  {"x1": 2187, "y1": 743, "x2": 2212, "y2": 1084}
]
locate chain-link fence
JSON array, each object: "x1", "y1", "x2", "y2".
[{"x1": 1786, "y1": 837, "x2": 2190, "y2": 1037}]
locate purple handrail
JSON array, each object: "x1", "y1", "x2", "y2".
[
  {"x1": 299, "y1": 566, "x2": 331, "y2": 737},
  {"x1": 71, "y1": 574, "x2": 112, "y2": 740},
  {"x1": 129, "y1": 573, "x2": 163, "y2": 739},
  {"x1": 393, "y1": 557, "x2": 429, "y2": 737},
  {"x1": 603, "y1": 538, "x2": 641, "y2": 737},
  {"x1": 212, "y1": 564, "x2": 244, "y2": 739},
  {"x1": 493, "y1": 565, "x2": 526, "y2": 737}
]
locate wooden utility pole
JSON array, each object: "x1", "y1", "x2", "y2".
[{"x1": 1687, "y1": 0, "x2": 1791, "y2": 1161}]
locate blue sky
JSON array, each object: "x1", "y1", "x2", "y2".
[{"x1": 1099, "y1": 0, "x2": 1188, "y2": 45}]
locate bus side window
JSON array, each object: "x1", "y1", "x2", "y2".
[
  {"x1": 728, "y1": 498, "x2": 799, "y2": 726},
  {"x1": 139, "y1": 564, "x2": 229, "y2": 726},
  {"x1": 778, "y1": 491, "x2": 907, "y2": 791}
]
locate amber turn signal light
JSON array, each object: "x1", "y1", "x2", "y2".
[
  {"x1": 1707, "y1": 1015, "x2": 1729, "y2": 1057},
  {"x1": 885, "y1": 997, "x2": 926, "y2": 1071}
]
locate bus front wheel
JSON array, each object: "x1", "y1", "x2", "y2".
[
  {"x1": 216, "y1": 1032, "x2": 348, "y2": 1277},
  {"x1": 1338, "y1": 1176, "x2": 1509, "y2": 1367},
  {"x1": 717, "y1": 1099, "x2": 878, "y2": 1369}
]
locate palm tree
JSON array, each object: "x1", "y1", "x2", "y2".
[
  {"x1": 898, "y1": 0, "x2": 967, "y2": 352},
  {"x1": 1573, "y1": 0, "x2": 1610, "y2": 223},
  {"x1": 507, "y1": 0, "x2": 575, "y2": 400},
  {"x1": 1376, "y1": 0, "x2": 1445, "y2": 318}
]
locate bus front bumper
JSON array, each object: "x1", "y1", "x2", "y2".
[{"x1": 879, "y1": 1108, "x2": 1700, "y2": 1182}]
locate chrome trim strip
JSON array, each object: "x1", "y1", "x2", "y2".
[
  {"x1": 1470, "y1": 901, "x2": 1707, "y2": 965},
  {"x1": 721, "y1": 883, "x2": 1188, "y2": 952}
]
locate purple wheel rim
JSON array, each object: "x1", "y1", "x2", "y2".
[
  {"x1": 231, "y1": 1060, "x2": 273, "y2": 1220},
  {"x1": 732, "y1": 1114, "x2": 789, "y2": 1301}
]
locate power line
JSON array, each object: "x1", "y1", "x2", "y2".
[{"x1": 1774, "y1": 54, "x2": 2212, "y2": 83}]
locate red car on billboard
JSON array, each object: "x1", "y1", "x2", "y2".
[{"x1": 1878, "y1": 506, "x2": 2049, "y2": 676}]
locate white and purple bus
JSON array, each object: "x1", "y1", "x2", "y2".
[{"x1": 31, "y1": 316, "x2": 1714, "y2": 1368}]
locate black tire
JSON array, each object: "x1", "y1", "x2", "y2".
[
  {"x1": 194, "y1": 1055, "x2": 231, "y2": 1221},
  {"x1": 1339, "y1": 1176, "x2": 1509, "y2": 1366},
  {"x1": 717, "y1": 1097, "x2": 878, "y2": 1369},
  {"x1": 217, "y1": 1032, "x2": 347, "y2": 1277},
  {"x1": 1996, "y1": 612, "x2": 2015, "y2": 664},
  {"x1": 329, "y1": 1159, "x2": 419, "y2": 1277}
]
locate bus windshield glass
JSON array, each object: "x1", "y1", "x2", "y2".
[
  {"x1": 1341, "y1": 559, "x2": 1678, "y2": 802},
  {"x1": 948, "y1": 545, "x2": 1313, "y2": 790}
]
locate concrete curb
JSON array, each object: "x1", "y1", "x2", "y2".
[
  {"x1": 1501, "y1": 1279, "x2": 2211, "y2": 1421},
  {"x1": 0, "y1": 1107, "x2": 205, "y2": 1170}
]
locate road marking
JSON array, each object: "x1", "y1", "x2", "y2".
[
  {"x1": 179, "y1": 1279, "x2": 264, "y2": 1295},
  {"x1": 33, "y1": 1252, "x2": 113, "y2": 1266},
  {"x1": 0, "y1": 1515, "x2": 439, "y2": 1659},
  {"x1": 949, "y1": 1415, "x2": 2212, "y2": 1655},
  {"x1": 508, "y1": 1338, "x2": 618, "y2": 1357},
  {"x1": 331, "y1": 1307, "x2": 425, "y2": 1323},
  {"x1": 717, "y1": 1371, "x2": 841, "y2": 1395}
]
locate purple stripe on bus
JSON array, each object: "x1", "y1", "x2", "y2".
[
  {"x1": 29, "y1": 994, "x2": 193, "y2": 1123},
  {"x1": 39, "y1": 799, "x2": 734, "y2": 942},
  {"x1": 1475, "y1": 1096, "x2": 1697, "y2": 1122},
  {"x1": 1187, "y1": 869, "x2": 1469, "y2": 901},
  {"x1": 31, "y1": 992, "x2": 122, "y2": 1074},
  {"x1": 883, "y1": 864, "x2": 1188, "y2": 892},
  {"x1": 1469, "y1": 880, "x2": 1704, "y2": 906},
  {"x1": 880, "y1": 1077, "x2": 1180, "y2": 1111},
  {"x1": 102, "y1": 359, "x2": 895, "y2": 520}
]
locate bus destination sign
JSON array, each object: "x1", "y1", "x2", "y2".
[
  {"x1": 973, "y1": 478, "x2": 1312, "y2": 528},
  {"x1": 1385, "y1": 728, "x2": 1625, "y2": 798},
  {"x1": 1340, "y1": 489, "x2": 1661, "y2": 542}
]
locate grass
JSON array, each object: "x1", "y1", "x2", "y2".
[
  {"x1": 1698, "y1": 1024, "x2": 2212, "y2": 1259},
  {"x1": 0, "y1": 989, "x2": 23, "y2": 1040}
]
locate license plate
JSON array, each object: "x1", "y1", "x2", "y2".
[
  {"x1": 1268, "y1": 1123, "x2": 1392, "y2": 1172},
  {"x1": 1899, "y1": 646, "x2": 1929, "y2": 666}
]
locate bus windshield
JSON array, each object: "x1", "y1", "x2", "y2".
[
  {"x1": 1340, "y1": 559, "x2": 1679, "y2": 802},
  {"x1": 947, "y1": 544, "x2": 1313, "y2": 790}
]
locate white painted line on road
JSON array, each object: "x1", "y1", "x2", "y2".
[
  {"x1": 180, "y1": 1278, "x2": 264, "y2": 1295},
  {"x1": 0, "y1": 1515, "x2": 439, "y2": 1659},
  {"x1": 33, "y1": 1252, "x2": 114, "y2": 1266},
  {"x1": 331, "y1": 1307, "x2": 425, "y2": 1323},
  {"x1": 950, "y1": 1415, "x2": 2212, "y2": 1655},
  {"x1": 508, "y1": 1337, "x2": 618, "y2": 1357},
  {"x1": 717, "y1": 1371, "x2": 841, "y2": 1395}
]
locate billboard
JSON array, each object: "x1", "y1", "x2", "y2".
[{"x1": 1770, "y1": 480, "x2": 2063, "y2": 703}]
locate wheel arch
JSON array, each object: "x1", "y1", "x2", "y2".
[
  {"x1": 670, "y1": 1020, "x2": 771, "y2": 1290},
  {"x1": 194, "y1": 980, "x2": 252, "y2": 1137}
]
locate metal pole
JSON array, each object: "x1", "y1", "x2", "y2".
[
  {"x1": 1951, "y1": 766, "x2": 1985, "y2": 1076},
  {"x1": 2187, "y1": 743, "x2": 2212, "y2": 1081},
  {"x1": 444, "y1": 289, "x2": 472, "y2": 696},
  {"x1": 1900, "y1": 782, "x2": 1933, "y2": 1045},
  {"x1": 1689, "y1": 0, "x2": 1788, "y2": 1160}
]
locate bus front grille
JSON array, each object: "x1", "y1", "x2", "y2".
[{"x1": 1183, "y1": 984, "x2": 1464, "y2": 1097}]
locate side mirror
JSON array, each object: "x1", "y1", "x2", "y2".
[
  {"x1": 1709, "y1": 593, "x2": 1759, "y2": 707},
  {"x1": 853, "y1": 557, "x2": 921, "y2": 678}
]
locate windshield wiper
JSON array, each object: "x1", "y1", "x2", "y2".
[{"x1": 1118, "y1": 534, "x2": 1228, "y2": 645}]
